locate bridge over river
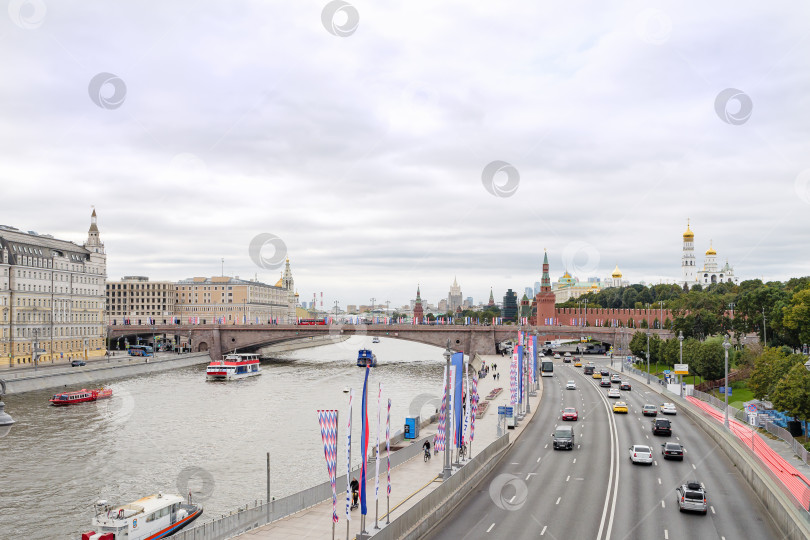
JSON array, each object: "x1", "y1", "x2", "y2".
[{"x1": 108, "y1": 324, "x2": 674, "y2": 359}]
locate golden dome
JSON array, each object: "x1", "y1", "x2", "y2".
[
  {"x1": 705, "y1": 240, "x2": 716, "y2": 256},
  {"x1": 611, "y1": 265, "x2": 622, "y2": 279},
  {"x1": 683, "y1": 219, "x2": 694, "y2": 240}
]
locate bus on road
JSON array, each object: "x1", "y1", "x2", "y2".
[
  {"x1": 128, "y1": 345, "x2": 154, "y2": 357},
  {"x1": 541, "y1": 360, "x2": 554, "y2": 377}
]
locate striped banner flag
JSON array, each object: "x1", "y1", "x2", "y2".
[
  {"x1": 345, "y1": 390, "x2": 353, "y2": 521},
  {"x1": 435, "y1": 366, "x2": 447, "y2": 452},
  {"x1": 375, "y1": 383, "x2": 382, "y2": 502},
  {"x1": 510, "y1": 349, "x2": 518, "y2": 405},
  {"x1": 317, "y1": 409, "x2": 339, "y2": 524},
  {"x1": 471, "y1": 371, "x2": 478, "y2": 442},
  {"x1": 386, "y1": 398, "x2": 391, "y2": 497}
]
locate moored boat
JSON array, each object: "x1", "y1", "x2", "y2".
[
  {"x1": 372, "y1": 336, "x2": 380, "y2": 344},
  {"x1": 81, "y1": 492, "x2": 202, "y2": 540},
  {"x1": 206, "y1": 353, "x2": 261, "y2": 381},
  {"x1": 357, "y1": 349, "x2": 377, "y2": 368},
  {"x1": 50, "y1": 388, "x2": 113, "y2": 406}
]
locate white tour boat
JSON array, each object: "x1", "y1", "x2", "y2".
[
  {"x1": 81, "y1": 492, "x2": 202, "y2": 540},
  {"x1": 206, "y1": 352, "x2": 262, "y2": 381}
]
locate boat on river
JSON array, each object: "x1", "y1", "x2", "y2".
[
  {"x1": 81, "y1": 492, "x2": 202, "y2": 540},
  {"x1": 50, "y1": 388, "x2": 113, "y2": 406},
  {"x1": 357, "y1": 349, "x2": 377, "y2": 367},
  {"x1": 372, "y1": 336, "x2": 380, "y2": 344},
  {"x1": 206, "y1": 353, "x2": 261, "y2": 381}
]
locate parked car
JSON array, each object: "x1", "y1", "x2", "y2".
[
  {"x1": 662, "y1": 442, "x2": 684, "y2": 460},
  {"x1": 661, "y1": 403, "x2": 677, "y2": 415},
  {"x1": 676, "y1": 482, "x2": 708, "y2": 514},
  {"x1": 71, "y1": 360, "x2": 86, "y2": 367},
  {"x1": 642, "y1": 404, "x2": 658, "y2": 416},
  {"x1": 562, "y1": 407, "x2": 579, "y2": 421},
  {"x1": 652, "y1": 418, "x2": 672, "y2": 436},
  {"x1": 620, "y1": 381, "x2": 632, "y2": 391},
  {"x1": 629, "y1": 444, "x2": 653, "y2": 465},
  {"x1": 552, "y1": 426, "x2": 575, "y2": 450}
]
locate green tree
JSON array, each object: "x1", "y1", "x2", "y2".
[
  {"x1": 770, "y1": 363, "x2": 810, "y2": 421},
  {"x1": 749, "y1": 348, "x2": 805, "y2": 400},
  {"x1": 783, "y1": 286, "x2": 810, "y2": 346},
  {"x1": 693, "y1": 337, "x2": 726, "y2": 381}
]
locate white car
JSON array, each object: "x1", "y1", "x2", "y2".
[
  {"x1": 566, "y1": 380, "x2": 577, "y2": 390},
  {"x1": 629, "y1": 444, "x2": 654, "y2": 465},
  {"x1": 554, "y1": 353, "x2": 561, "y2": 359},
  {"x1": 661, "y1": 403, "x2": 677, "y2": 415},
  {"x1": 607, "y1": 388, "x2": 621, "y2": 398}
]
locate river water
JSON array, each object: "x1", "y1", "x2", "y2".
[{"x1": 0, "y1": 337, "x2": 448, "y2": 539}]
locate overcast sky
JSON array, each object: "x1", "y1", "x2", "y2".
[{"x1": 2, "y1": 1, "x2": 809, "y2": 308}]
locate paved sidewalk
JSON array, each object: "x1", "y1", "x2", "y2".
[{"x1": 238, "y1": 358, "x2": 542, "y2": 539}]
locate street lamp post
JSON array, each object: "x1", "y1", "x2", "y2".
[
  {"x1": 442, "y1": 340, "x2": 453, "y2": 480},
  {"x1": 678, "y1": 331, "x2": 684, "y2": 398},
  {"x1": 723, "y1": 336, "x2": 731, "y2": 429},
  {"x1": 646, "y1": 331, "x2": 651, "y2": 384}
]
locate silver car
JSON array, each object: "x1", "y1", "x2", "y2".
[
  {"x1": 676, "y1": 482, "x2": 708, "y2": 514},
  {"x1": 629, "y1": 444, "x2": 653, "y2": 465}
]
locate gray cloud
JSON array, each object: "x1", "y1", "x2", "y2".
[{"x1": 1, "y1": 1, "x2": 809, "y2": 307}]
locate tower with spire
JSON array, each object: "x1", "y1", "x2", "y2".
[
  {"x1": 413, "y1": 285, "x2": 424, "y2": 323},
  {"x1": 282, "y1": 258, "x2": 295, "y2": 321},
  {"x1": 681, "y1": 219, "x2": 696, "y2": 287},
  {"x1": 532, "y1": 250, "x2": 557, "y2": 325},
  {"x1": 488, "y1": 288, "x2": 495, "y2": 306},
  {"x1": 679, "y1": 221, "x2": 738, "y2": 288}
]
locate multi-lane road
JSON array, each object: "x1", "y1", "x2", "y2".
[{"x1": 424, "y1": 356, "x2": 783, "y2": 540}]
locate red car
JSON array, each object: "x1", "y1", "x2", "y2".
[{"x1": 562, "y1": 407, "x2": 578, "y2": 421}]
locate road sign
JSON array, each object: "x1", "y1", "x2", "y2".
[
  {"x1": 664, "y1": 370, "x2": 671, "y2": 374},
  {"x1": 726, "y1": 388, "x2": 732, "y2": 396},
  {"x1": 498, "y1": 406, "x2": 507, "y2": 415},
  {"x1": 673, "y1": 363, "x2": 689, "y2": 375},
  {"x1": 626, "y1": 356, "x2": 632, "y2": 361}
]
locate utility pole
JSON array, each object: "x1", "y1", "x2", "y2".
[
  {"x1": 762, "y1": 307, "x2": 767, "y2": 348},
  {"x1": 442, "y1": 340, "x2": 453, "y2": 480},
  {"x1": 334, "y1": 300, "x2": 339, "y2": 318}
]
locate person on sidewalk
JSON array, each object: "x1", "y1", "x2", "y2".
[
  {"x1": 423, "y1": 439, "x2": 431, "y2": 460},
  {"x1": 350, "y1": 477, "x2": 359, "y2": 509}
]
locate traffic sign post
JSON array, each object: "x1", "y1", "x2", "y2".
[{"x1": 673, "y1": 363, "x2": 689, "y2": 375}]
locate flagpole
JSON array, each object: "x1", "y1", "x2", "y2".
[{"x1": 334, "y1": 410, "x2": 338, "y2": 540}]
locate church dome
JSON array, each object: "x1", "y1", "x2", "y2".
[
  {"x1": 611, "y1": 265, "x2": 622, "y2": 278},
  {"x1": 683, "y1": 220, "x2": 694, "y2": 240},
  {"x1": 705, "y1": 241, "x2": 716, "y2": 256}
]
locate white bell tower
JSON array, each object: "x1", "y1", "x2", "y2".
[{"x1": 681, "y1": 219, "x2": 696, "y2": 287}]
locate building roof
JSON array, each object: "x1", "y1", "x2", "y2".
[
  {"x1": 683, "y1": 219, "x2": 694, "y2": 240},
  {"x1": 0, "y1": 226, "x2": 90, "y2": 264},
  {"x1": 177, "y1": 276, "x2": 282, "y2": 288}
]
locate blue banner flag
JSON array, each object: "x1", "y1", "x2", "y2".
[
  {"x1": 360, "y1": 366, "x2": 370, "y2": 515},
  {"x1": 452, "y1": 352, "x2": 464, "y2": 447},
  {"x1": 517, "y1": 342, "x2": 524, "y2": 404},
  {"x1": 532, "y1": 335, "x2": 538, "y2": 384}
]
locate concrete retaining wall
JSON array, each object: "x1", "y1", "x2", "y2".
[
  {"x1": 258, "y1": 335, "x2": 348, "y2": 355},
  {"x1": 1, "y1": 353, "x2": 210, "y2": 394},
  {"x1": 374, "y1": 434, "x2": 511, "y2": 540}
]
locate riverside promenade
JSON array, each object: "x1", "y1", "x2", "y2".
[{"x1": 236, "y1": 356, "x2": 542, "y2": 540}]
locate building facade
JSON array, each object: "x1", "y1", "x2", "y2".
[
  {"x1": 447, "y1": 277, "x2": 463, "y2": 313},
  {"x1": 0, "y1": 210, "x2": 107, "y2": 367},
  {"x1": 174, "y1": 275, "x2": 292, "y2": 324},
  {"x1": 106, "y1": 276, "x2": 175, "y2": 325}
]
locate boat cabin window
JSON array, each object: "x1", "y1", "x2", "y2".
[{"x1": 146, "y1": 506, "x2": 170, "y2": 522}]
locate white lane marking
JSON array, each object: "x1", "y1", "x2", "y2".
[
  {"x1": 487, "y1": 523, "x2": 495, "y2": 533},
  {"x1": 676, "y1": 436, "x2": 680, "y2": 441},
  {"x1": 664, "y1": 530, "x2": 669, "y2": 540},
  {"x1": 654, "y1": 460, "x2": 658, "y2": 466},
  {"x1": 556, "y1": 496, "x2": 561, "y2": 505},
  {"x1": 526, "y1": 473, "x2": 536, "y2": 481},
  {"x1": 578, "y1": 444, "x2": 581, "y2": 449},
  {"x1": 541, "y1": 525, "x2": 547, "y2": 535},
  {"x1": 545, "y1": 444, "x2": 548, "y2": 449},
  {"x1": 573, "y1": 458, "x2": 577, "y2": 464},
  {"x1": 711, "y1": 506, "x2": 716, "y2": 514},
  {"x1": 646, "y1": 434, "x2": 649, "y2": 439},
  {"x1": 692, "y1": 463, "x2": 696, "y2": 470},
  {"x1": 511, "y1": 462, "x2": 520, "y2": 465},
  {"x1": 537, "y1": 456, "x2": 542, "y2": 463},
  {"x1": 658, "y1": 478, "x2": 661, "y2": 485},
  {"x1": 510, "y1": 495, "x2": 516, "y2": 503},
  {"x1": 661, "y1": 500, "x2": 665, "y2": 508}
]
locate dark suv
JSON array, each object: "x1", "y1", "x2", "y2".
[
  {"x1": 552, "y1": 426, "x2": 575, "y2": 450},
  {"x1": 652, "y1": 418, "x2": 672, "y2": 436}
]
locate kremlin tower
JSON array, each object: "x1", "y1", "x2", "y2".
[
  {"x1": 413, "y1": 285, "x2": 424, "y2": 323},
  {"x1": 532, "y1": 250, "x2": 556, "y2": 325}
]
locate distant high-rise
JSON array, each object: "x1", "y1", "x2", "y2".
[
  {"x1": 447, "y1": 277, "x2": 463, "y2": 312},
  {"x1": 524, "y1": 286, "x2": 534, "y2": 299},
  {"x1": 534, "y1": 281, "x2": 541, "y2": 296},
  {"x1": 502, "y1": 289, "x2": 518, "y2": 322}
]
